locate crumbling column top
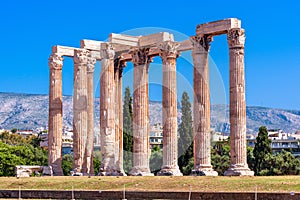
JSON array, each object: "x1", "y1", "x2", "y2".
[
  {"x1": 48, "y1": 53, "x2": 63, "y2": 70},
  {"x1": 196, "y1": 18, "x2": 241, "y2": 36},
  {"x1": 227, "y1": 28, "x2": 246, "y2": 48},
  {"x1": 191, "y1": 35, "x2": 213, "y2": 53}
]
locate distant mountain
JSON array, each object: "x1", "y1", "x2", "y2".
[{"x1": 0, "y1": 92, "x2": 300, "y2": 134}]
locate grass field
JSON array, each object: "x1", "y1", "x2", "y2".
[{"x1": 0, "y1": 176, "x2": 300, "y2": 192}]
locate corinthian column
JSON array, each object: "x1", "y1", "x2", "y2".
[
  {"x1": 191, "y1": 35, "x2": 218, "y2": 176},
  {"x1": 84, "y1": 53, "x2": 96, "y2": 175},
  {"x1": 114, "y1": 59, "x2": 126, "y2": 176},
  {"x1": 224, "y1": 28, "x2": 254, "y2": 176},
  {"x1": 99, "y1": 43, "x2": 118, "y2": 175},
  {"x1": 157, "y1": 42, "x2": 182, "y2": 176},
  {"x1": 129, "y1": 48, "x2": 153, "y2": 176},
  {"x1": 48, "y1": 53, "x2": 64, "y2": 176},
  {"x1": 73, "y1": 49, "x2": 89, "y2": 173}
]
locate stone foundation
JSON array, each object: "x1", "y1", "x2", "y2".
[
  {"x1": 224, "y1": 164, "x2": 255, "y2": 176},
  {"x1": 192, "y1": 165, "x2": 218, "y2": 176},
  {"x1": 129, "y1": 167, "x2": 154, "y2": 176},
  {"x1": 157, "y1": 165, "x2": 182, "y2": 176},
  {"x1": 99, "y1": 171, "x2": 126, "y2": 176}
]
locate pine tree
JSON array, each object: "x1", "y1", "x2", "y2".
[
  {"x1": 123, "y1": 87, "x2": 133, "y2": 173},
  {"x1": 177, "y1": 92, "x2": 193, "y2": 173},
  {"x1": 253, "y1": 126, "x2": 272, "y2": 175}
]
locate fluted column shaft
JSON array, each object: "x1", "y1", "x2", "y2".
[
  {"x1": 48, "y1": 53, "x2": 64, "y2": 176},
  {"x1": 114, "y1": 62, "x2": 120, "y2": 171},
  {"x1": 225, "y1": 28, "x2": 254, "y2": 176},
  {"x1": 229, "y1": 29, "x2": 247, "y2": 166},
  {"x1": 115, "y1": 60, "x2": 125, "y2": 175},
  {"x1": 73, "y1": 49, "x2": 89, "y2": 172},
  {"x1": 84, "y1": 54, "x2": 96, "y2": 175},
  {"x1": 158, "y1": 42, "x2": 182, "y2": 176},
  {"x1": 192, "y1": 35, "x2": 217, "y2": 176},
  {"x1": 99, "y1": 44, "x2": 116, "y2": 175},
  {"x1": 130, "y1": 48, "x2": 153, "y2": 176}
]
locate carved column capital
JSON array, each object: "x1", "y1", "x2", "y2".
[
  {"x1": 74, "y1": 49, "x2": 89, "y2": 65},
  {"x1": 87, "y1": 54, "x2": 96, "y2": 73},
  {"x1": 114, "y1": 58, "x2": 126, "y2": 78},
  {"x1": 49, "y1": 53, "x2": 63, "y2": 70},
  {"x1": 130, "y1": 48, "x2": 152, "y2": 66},
  {"x1": 191, "y1": 35, "x2": 213, "y2": 53},
  {"x1": 100, "y1": 44, "x2": 115, "y2": 60},
  {"x1": 227, "y1": 28, "x2": 245, "y2": 48},
  {"x1": 158, "y1": 41, "x2": 180, "y2": 64}
]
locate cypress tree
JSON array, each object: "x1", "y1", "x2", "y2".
[
  {"x1": 123, "y1": 87, "x2": 133, "y2": 173},
  {"x1": 178, "y1": 92, "x2": 193, "y2": 155},
  {"x1": 253, "y1": 126, "x2": 272, "y2": 175},
  {"x1": 177, "y1": 92, "x2": 193, "y2": 173}
]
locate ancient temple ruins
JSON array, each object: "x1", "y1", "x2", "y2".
[{"x1": 48, "y1": 18, "x2": 254, "y2": 176}]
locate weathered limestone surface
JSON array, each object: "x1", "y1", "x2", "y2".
[
  {"x1": 48, "y1": 19, "x2": 251, "y2": 177},
  {"x1": 192, "y1": 35, "x2": 218, "y2": 176},
  {"x1": 52, "y1": 46, "x2": 77, "y2": 57},
  {"x1": 109, "y1": 33, "x2": 140, "y2": 47},
  {"x1": 114, "y1": 62, "x2": 120, "y2": 174},
  {"x1": 130, "y1": 48, "x2": 153, "y2": 176},
  {"x1": 99, "y1": 43, "x2": 119, "y2": 176},
  {"x1": 114, "y1": 59, "x2": 126, "y2": 176},
  {"x1": 73, "y1": 49, "x2": 89, "y2": 173},
  {"x1": 139, "y1": 32, "x2": 174, "y2": 47},
  {"x1": 84, "y1": 54, "x2": 96, "y2": 175},
  {"x1": 15, "y1": 166, "x2": 52, "y2": 178},
  {"x1": 80, "y1": 40, "x2": 102, "y2": 60},
  {"x1": 196, "y1": 18, "x2": 241, "y2": 36},
  {"x1": 157, "y1": 42, "x2": 182, "y2": 176},
  {"x1": 224, "y1": 29, "x2": 254, "y2": 176},
  {"x1": 48, "y1": 53, "x2": 64, "y2": 176}
]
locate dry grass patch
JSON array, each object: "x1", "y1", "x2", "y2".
[{"x1": 0, "y1": 176, "x2": 299, "y2": 192}]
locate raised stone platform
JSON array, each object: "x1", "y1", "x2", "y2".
[{"x1": 1, "y1": 190, "x2": 298, "y2": 200}]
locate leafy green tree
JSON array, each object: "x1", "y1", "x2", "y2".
[
  {"x1": 247, "y1": 146, "x2": 255, "y2": 171},
  {"x1": 0, "y1": 142, "x2": 26, "y2": 176},
  {"x1": 211, "y1": 141, "x2": 230, "y2": 175},
  {"x1": 182, "y1": 157, "x2": 194, "y2": 175},
  {"x1": 177, "y1": 92, "x2": 193, "y2": 173},
  {"x1": 260, "y1": 150, "x2": 300, "y2": 176},
  {"x1": 11, "y1": 128, "x2": 17, "y2": 134},
  {"x1": 150, "y1": 146, "x2": 163, "y2": 174},
  {"x1": 178, "y1": 143, "x2": 194, "y2": 175},
  {"x1": 123, "y1": 86, "x2": 133, "y2": 173},
  {"x1": 62, "y1": 154, "x2": 73, "y2": 176},
  {"x1": 93, "y1": 157, "x2": 101, "y2": 175},
  {"x1": 0, "y1": 133, "x2": 48, "y2": 176},
  {"x1": 253, "y1": 126, "x2": 271, "y2": 175}
]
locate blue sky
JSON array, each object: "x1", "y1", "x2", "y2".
[{"x1": 0, "y1": 0, "x2": 299, "y2": 110}]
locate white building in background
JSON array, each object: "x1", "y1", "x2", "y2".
[
  {"x1": 39, "y1": 132, "x2": 48, "y2": 147},
  {"x1": 0, "y1": 129, "x2": 6, "y2": 133},
  {"x1": 150, "y1": 123, "x2": 163, "y2": 149},
  {"x1": 17, "y1": 129, "x2": 37, "y2": 137},
  {"x1": 247, "y1": 129, "x2": 300, "y2": 157},
  {"x1": 211, "y1": 130, "x2": 229, "y2": 142}
]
